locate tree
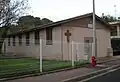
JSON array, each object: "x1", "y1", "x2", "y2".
[
  {"x1": 101, "y1": 13, "x2": 118, "y2": 22},
  {"x1": 7, "y1": 16, "x2": 53, "y2": 34},
  {"x1": 17, "y1": 15, "x2": 53, "y2": 27},
  {"x1": 17, "y1": 15, "x2": 42, "y2": 28},
  {"x1": 0, "y1": 0, "x2": 29, "y2": 53},
  {"x1": 41, "y1": 18, "x2": 53, "y2": 24}
]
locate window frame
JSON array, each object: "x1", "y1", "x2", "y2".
[
  {"x1": 34, "y1": 31, "x2": 40, "y2": 45},
  {"x1": 8, "y1": 36, "x2": 10, "y2": 46},
  {"x1": 18, "y1": 35, "x2": 22, "y2": 46},
  {"x1": 46, "y1": 27, "x2": 53, "y2": 45},
  {"x1": 12, "y1": 36, "x2": 16, "y2": 46},
  {"x1": 26, "y1": 32, "x2": 30, "y2": 46}
]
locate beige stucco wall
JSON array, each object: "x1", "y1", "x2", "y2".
[
  {"x1": 96, "y1": 28, "x2": 111, "y2": 57},
  {"x1": 5, "y1": 32, "x2": 40, "y2": 58},
  {"x1": 95, "y1": 19, "x2": 112, "y2": 57},
  {"x1": 61, "y1": 16, "x2": 112, "y2": 60},
  {"x1": 4, "y1": 26, "x2": 63, "y2": 60},
  {"x1": 42, "y1": 26, "x2": 62, "y2": 60},
  {"x1": 61, "y1": 26, "x2": 73, "y2": 60},
  {"x1": 72, "y1": 27, "x2": 92, "y2": 60},
  {"x1": 72, "y1": 27, "x2": 111, "y2": 59}
]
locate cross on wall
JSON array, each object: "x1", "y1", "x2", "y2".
[{"x1": 65, "y1": 30, "x2": 71, "y2": 43}]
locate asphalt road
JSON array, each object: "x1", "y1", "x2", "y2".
[{"x1": 86, "y1": 69, "x2": 120, "y2": 82}]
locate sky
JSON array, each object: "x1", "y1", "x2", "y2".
[{"x1": 28, "y1": 0, "x2": 120, "y2": 22}]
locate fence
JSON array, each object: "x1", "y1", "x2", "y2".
[{"x1": 0, "y1": 39, "x2": 93, "y2": 78}]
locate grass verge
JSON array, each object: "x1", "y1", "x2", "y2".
[{"x1": 0, "y1": 58, "x2": 89, "y2": 79}]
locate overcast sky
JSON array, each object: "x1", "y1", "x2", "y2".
[{"x1": 28, "y1": 0, "x2": 120, "y2": 21}]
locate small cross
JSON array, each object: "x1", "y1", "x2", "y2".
[{"x1": 65, "y1": 30, "x2": 71, "y2": 43}]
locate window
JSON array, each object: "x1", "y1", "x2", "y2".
[
  {"x1": 46, "y1": 27, "x2": 52, "y2": 45},
  {"x1": 26, "y1": 33, "x2": 30, "y2": 46},
  {"x1": 8, "y1": 37, "x2": 10, "y2": 46},
  {"x1": 111, "y1": 26, "x2": 117, "y2": 36},
  {"x1": 34, "y1": 31, "x2": 40, "y2": 45},
  {"x1": 12, "y1": 36, "x2": 15, "y2": 46},
  {"x1": 19, "y1": 35, "x2": 22, "y2": 45}
]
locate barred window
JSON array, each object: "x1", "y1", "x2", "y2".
[
  {"x1": 19, "y1": 35, "x2": 22, "y2": 45},
  {"x1": 12, "y1": 36, "x2": 15, "y2": 46},
  {"x1": 26, "y1": 33, "x2": 30, "y2": 46},
  {"x1": 46, "y1": 27, "x2": 52, "y2": 45},
  {"x1": 8, "y1": 37, "x2": 10, "y2": 46},
  {"x1": 34, "y1": 31, "x2": 39, "y2": 45}
]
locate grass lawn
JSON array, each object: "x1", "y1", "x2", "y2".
[{"x1": 0, "y1": 58, "x2": 89, "y2": 79}]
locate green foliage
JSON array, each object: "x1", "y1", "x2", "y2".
[
  {"x1": 7, "y1": 15, "x2": 53, "y2": 34},
  {"x1": 17, "y1": 15, "x2": 53, "y2": 27},
  {"x1": 17, "y1": 15, "x2": 41, "y2": 27},
  {"x1": 101, "y1": 13, "x2": 118, "y2": 22},
  {"x1": 0, "y1": 0, "x2": 29, "y2": 28},
  {"x1": 0, "y1": 58, "x2": 88, "y2": 78},
  {"x1": 0, "y1": 0, "x2": 29, "y2": 53},
  {"x1": 41, "y1": 18, "x2": 53, "y2": 24}
]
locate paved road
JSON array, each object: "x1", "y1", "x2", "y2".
[{"x1": 86, "y1": 69, "x2": 120, "y2": 82}]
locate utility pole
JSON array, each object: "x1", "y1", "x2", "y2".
[
  {"x1": 114, "y1": 5, "x2": 117, "y2": 19},
  {"x1": 93, "y1": 0, "x2": 97, "y2": 57}
]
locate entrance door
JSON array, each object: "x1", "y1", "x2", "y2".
[{"x1": 84, "y1": 37, "x2": 93, "y2": 60}]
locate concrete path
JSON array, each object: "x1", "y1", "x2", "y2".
[
  {"x1": 4, "y1": 68, "x2": 96, "y2": 82},
  {"x1": 97, "y1": 56, "x2": 120, "y2": 63}
]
